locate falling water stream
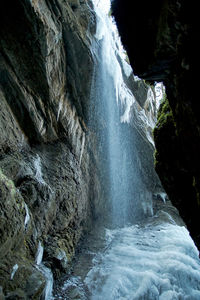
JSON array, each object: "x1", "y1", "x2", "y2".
[{"x1": 54, "y1": 0, "x2": 200, "y2": 299}]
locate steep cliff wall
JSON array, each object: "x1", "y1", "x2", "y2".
[
  {"x1": 0, "y1": 0, "x2": 103, "y2": 298},
  {"x1": 112, "y1": 0, "x2": 200, "y2": 249},
  {"x1": 0, "y1": 0, "x2": 179, "y2": 298}
]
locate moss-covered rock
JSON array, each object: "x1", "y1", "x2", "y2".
[
  {"x1": 0, "y1": 168, "x2": 46, "y2": 298},
  {"x1": 153, "y1": 93, "x2": 200, "y2": 248}
]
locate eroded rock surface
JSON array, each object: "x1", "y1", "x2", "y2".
[
  {"x1": 0, "y1": 0, "x2": 173, "y2": 298},
  {"x1": 0, "y1": 0, "x2": 101, "y2": 297},
  {"x1": 112, "y1": 0, "x2": 200, "y2": 249}
]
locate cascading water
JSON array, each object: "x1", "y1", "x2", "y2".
[
  {"x1": 54, "y1": 0, "x2": 200, "y2": 299},
  {"x1": 89, "y1": 0, "x2": 154, "y2": 227}
]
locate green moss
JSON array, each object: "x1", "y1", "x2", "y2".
[
  {"x1": 0, "y1": 168, "x2": 16, "y2": 197},
  {"x1": 153, "y1": 94, "x2": 176, "y2": 172},
  {"x1": 192, "y1": 176, "x2": 200, "y2": 207},
  {"x1": 154, "y1": 94, "x2": 176, "y2": 140},
  {"x1": 157, "y1": 94, "x2": 173, "y2": 122},
  {"x1": 153, "y1": 149, "x2": 158, "y2": 167},
  {"x1": 0, "y1": 168, "x2": 23, "y2": 211}
]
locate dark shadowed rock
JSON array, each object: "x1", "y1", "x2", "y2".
[
  {"x1": 0, "y1": 0, "x2": 101, "y2": 298},
  {"x1": 112, "y1": 0, "x2": 200, "y2": 249}
]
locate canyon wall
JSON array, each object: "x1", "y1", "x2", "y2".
[
  {"x1": 0, "y1": 0, "x2": 158, "y2": 298},
  {"x1": 112, "y1": 0, "x2": 200, "y2": 249},
  {"x1": 0, "y1": 0, "x2": 102, "y2": 298}
]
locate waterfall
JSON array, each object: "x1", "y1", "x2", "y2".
[
  {"x1": 90, "y1": 0, "x2": 154, "y2": 227},
  {"x1": 55, "y1": 0, "x2": 200, "y2": 298}
]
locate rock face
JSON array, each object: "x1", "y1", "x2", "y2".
[
  {"x1": 112, "y1": 0, "x2": 200, "y2": 249},
  {"x1": 0, "y1": 0, "x2": 183, "y2": 298},
  {"x1": 0, "y1": 0, "x2": 103, "y2": 298}
]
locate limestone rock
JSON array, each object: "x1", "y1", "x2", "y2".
[
  {"x1": 0, "y1": 0, "x2": 101, "y2": 298},
  {"x1": 112, "y1": 0, "x2": 200, "y2": 249}
]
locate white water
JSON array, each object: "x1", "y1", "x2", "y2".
[
  {"x1": 89, "y1": 0, "x2": 153, "y2": 226},
  {"x1": 35, "y1": 241, "x2": 44, "y2": 266},
  {"x1": 35, "y1": 242, "x2": 54, "y2": 300},
  {"x1": 40, "y1": 265, "x2": 54, "y2": 300},
  {"x1": 24, "y1": 202, "x2": 30, "y2": 230},
  {"x1": 85, "y1": 223, "x2": 200, "y2": 300},
  {"x1": 85, "y1": 224, "x2": 200, "y2": 300},
  {"x1": 56, "y1": 217, "x2": 200, "y2": 299},
  {"x1": 55, "y1": 0, "x2": 200, "y2": 299},
  {"x1": 33, "y1": 154, "x2": 46, "y2": 185},
  {"x1": 10, "y1": 264, "x2": 19, "y2": 280}
]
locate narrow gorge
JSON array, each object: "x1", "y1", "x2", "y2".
[{"x1": 0, "y1": 0, "x2": 199, "y2": 299}]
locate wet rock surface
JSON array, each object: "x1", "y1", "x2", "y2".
[
  {"x1": 112, "y1": 0, "x2": 200, "y2": 250},
  {"x1": 0, "y1": 0, "x2": 183, "y2": 298},
  {"x1": 0, "y1": 0, "x2": 100, "y2": 298}
]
